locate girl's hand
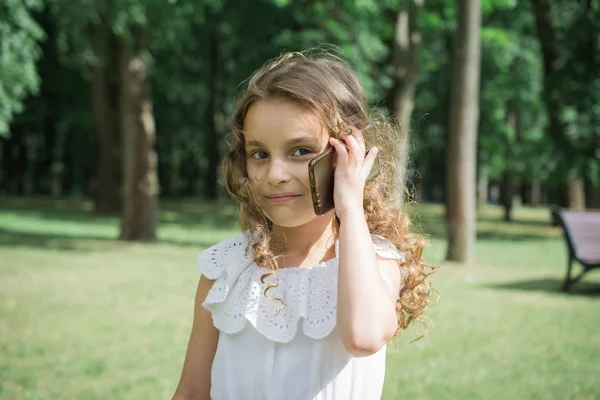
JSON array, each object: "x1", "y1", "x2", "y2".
[{"x1": 329, "y1": 126, "x2": 378, "y2": 221}]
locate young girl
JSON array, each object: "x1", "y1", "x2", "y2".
[{"x1": 172, "y1": 50, "x2": 434, "y2": 400}]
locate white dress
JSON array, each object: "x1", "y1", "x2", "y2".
[{"x1": 198, "y1": 232, "x2": 406, "y2": 400}]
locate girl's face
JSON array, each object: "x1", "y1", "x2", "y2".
[{"x1": 243, "y1": 97, "x2": 331, "y2": 228}]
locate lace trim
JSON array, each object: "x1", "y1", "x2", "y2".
[{"x1": 198, "y1": 232, "x2": 405, "y2": 342}]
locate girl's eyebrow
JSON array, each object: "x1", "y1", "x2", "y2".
[{"x1": 245, "y1": 135, "x2": 319, "y2": 148}]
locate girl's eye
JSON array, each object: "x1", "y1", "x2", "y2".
[
  {"x1": 292, "y1": 147, "x2": 313, "y2": 157},
  {"x1": 249, "y1": 150, "x2": 268, "y2": 160}
]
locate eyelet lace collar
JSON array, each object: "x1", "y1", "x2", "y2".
[{"x1": 198, "y1": 232, "x2": 405, "y2": 342}]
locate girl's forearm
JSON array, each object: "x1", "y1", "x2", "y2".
[{"x1": 336, "y1": 208, "x2": 398, "y2": 357}]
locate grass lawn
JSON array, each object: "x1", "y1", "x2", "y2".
[{"x1": 1, "y1": 196, "x2": 599, "y2": 399}]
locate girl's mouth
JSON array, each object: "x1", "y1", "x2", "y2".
[{"x1": 265, "y1": 194, "x2": 302, "y2": 203}]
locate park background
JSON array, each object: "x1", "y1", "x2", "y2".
[{"x1": 1, "y1": 0, "x2": 599, "y2": 399}]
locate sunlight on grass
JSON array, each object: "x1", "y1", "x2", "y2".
[{"x1": 1, "y1": 197, "x2": 599, "y2": 399}]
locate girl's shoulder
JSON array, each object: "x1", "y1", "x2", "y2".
[
  {"x1": 371, "y1": 234, "x2": 406, "y2": 262},
  {"x1": 196, "y1": 232, "x2": 252, "y2": 280},
  {"x1": 196, "y1": 232, "x2": 406, "y2": 280}
]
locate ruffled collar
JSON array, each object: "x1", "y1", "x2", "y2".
[
  {"x1": 197, "y1": 232, "x2": 404, "y2": 343},
  {"x1": 199, "y1": 233, "x2": 339, "y2": 342}
]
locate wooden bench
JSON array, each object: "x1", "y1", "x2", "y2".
[{"x1": 552, "y1": 209, "x2": 600, "y2": 291}]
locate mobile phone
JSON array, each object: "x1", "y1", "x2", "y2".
[{"x1": 308, "y1": 146, "x2": 379, "y2": 216}]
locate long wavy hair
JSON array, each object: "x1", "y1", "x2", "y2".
[{"x1": 223, "y1": 49, "x2": 435, "y2": 336}]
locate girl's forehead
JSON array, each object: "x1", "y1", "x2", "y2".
[{"x1": 243, "y1": 98, "x2": 328, "y2": 144}]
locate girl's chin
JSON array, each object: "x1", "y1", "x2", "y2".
[{"x1": 263, "y1": 211, "x2": 315, "y2": 228}]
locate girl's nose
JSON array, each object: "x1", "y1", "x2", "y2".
[{"x1": 266, "y1": 158, "x2": 292, "y2": 185}]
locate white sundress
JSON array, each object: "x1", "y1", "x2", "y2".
[{"x1": 198, "y1": 231, "x2": 406, "y2": 400}]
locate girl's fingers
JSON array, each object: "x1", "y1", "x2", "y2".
[
  {"x1": 329, "y1": 138, "x2": 348, "y2": 170},
  {"x1": 362, "y1": 147, "x2": 378, "y2": 181},
  {"x1": 343, "y1": 134, "x2": 363, "y2": 167},
  {"x1": 348, "y1": 126, "x2": 366, "y2": 153}
]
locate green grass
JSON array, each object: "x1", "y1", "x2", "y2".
[{"x1": 1, "y1": 196, "x2": 599, "y2": 399}]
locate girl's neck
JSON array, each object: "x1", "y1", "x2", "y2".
[{"x1": 270, "y1": 211, "x2": 338, "y2": 260}]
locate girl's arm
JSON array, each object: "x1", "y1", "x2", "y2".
[
  {"x1": 172, "y1": 275, "x2": 219, "y2": 400},
  {"x1": 336, "y1": 208, "x2": 402, "y2": 357},
  {"x1": 329, "y1": 129, "x2": 403, "y2": 357}
]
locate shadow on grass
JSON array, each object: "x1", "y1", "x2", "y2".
[
  {"x1": 1, "y1": 196, "x2": 562, "y2": 251},
  {"x1": 0, "y1": 229, "x2": 227, "y2": 252},
  {"x1": 475, "y1": 232, "x2": 559, "y2": 242},
  {"x1": 413, "y1": 213, "x2": 560, "y2": 242},
  {"x1": 0, "y1": 196, "x2": 241, "y2": 252},
  {"x1": 0, "y1": 230, "x2": 119, "y2": 252},
  {"x1": 0, "y1": 197, "x2": 239, "y2": 229},
  {"x1": 487, "y1": 278, "x2": 600, "y2": 298},
  {"x1": 476, "y1": 215, "x2": 554, "y2": 228}
]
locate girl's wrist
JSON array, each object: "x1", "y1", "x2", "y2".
[{"x1": 335, "y1": 204, "x2": 365, "y2": 222}]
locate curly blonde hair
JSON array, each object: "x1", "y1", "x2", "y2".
[{"x1": 224, "y1": 49, "x2": 435, "y2": 336}]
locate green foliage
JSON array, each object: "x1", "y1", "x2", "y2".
[
  {"x1": 0, "y1": 0, "x2": 44, "y2": 137},
  {"x1": 267, "y1": 0, "x2": 390, "y2": 100},
  {"x1": 478, "y1": 2, "x2": 549, "y2": 182},
  {"x1": 3, "y1": 0, "x2": 599, "y2": 200},
  {"x1": 554, "y1": 1, "x2": 600, "y2": 185}
]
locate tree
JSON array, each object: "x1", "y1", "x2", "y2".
[
  {"x1": 203, "y1": 10, "x2": 226, "y2": 200},
  {"x1": 553, "y1": 0, "x2": 600, "y2": 208},
  {"x1": 90, "y1": 14, "x2": 122, "y2": 212},
  {"x1": 529, "y1": 0, "x2": 589, "y2": 210},
  {"x1": 47, "y1": 0, "x2": 166, "y2": 239},
  {"x1": 0, "y1": 0, "x2": 44, "y2": 137},
  {"x1": 46, "y1": 0, "x2": 219, "y2": 238},
  {"x1": 118, "y1": 26, "x2": 158, "y2": 240},
  {"x1": 389, "y1": 0, "x2": 424, "y2": 208},
  {"x1": 445, "y1": 0, "x2": 481, "y2": 264},
  {"x1": 8, "y1": 0, "x2": 597, "y2": 226}
]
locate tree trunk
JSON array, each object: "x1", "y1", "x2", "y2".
[
  {"x1": 118, "y1": 27, "x2": 159, "y2": 241},
  {"x1": 590, "y1": 108, "x2": 600, "y2": 208},
  {"x1": 502, "y1": 103, "x2": 518, "y2": 221},
  {"x1": 501, "y1": 172, "x2": 516, "y2": 221},
  {"x1": 50, "y1": 128, "x2": 66, "y2": 197},
  {"x1": 24, "y1": 129, "x2": 38, "y2": 196},
  {"x1": 390, "y1": 0, "x2": 424, "y2": 209},
  {"x1": 530, "y1": 0, "x2": 583, "y2": 210},
  {"x1": 445, "y1": 0, "x2": 481, "y2": 264},
  {"x1": 69, "y1": 128, "x2": 86, "y2": 197},
  {"x1": 530, "y1": 0, "x2": 568, "y2": 149},
  {"x1": 5, "y1": 125, "x2": 26, "y2": 194},
  {"x1": 168, "y1": 145, "x2": 181, "y2": 197},
  {"x1": 204, "y1": 27, "x2": 224, "y2": 200},
  {"x1": 588, "y1": 186, "x2": 600, "y2": 209},
  {"x1": 0, "y1": 140, "x2": 4, "y2": 192},
  {"x1": 477, "y1": 162, "x2": 488, "y2": 206},
  {"x1": 555, "y1": 174, "x2": 586, "y2": 210},
  {"x1": 530, "y1": 179, "x2": 542, "y2": 206},
  {"x1": 567, "y1": 175, "x2": 585, "y2": 210},
  {"x1": 91, "y1": 23, "x2": 122, "y2": 213}
]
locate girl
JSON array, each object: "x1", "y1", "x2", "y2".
[{"x1": 172, "y1": 50, "x2": 434, "y2": 400}]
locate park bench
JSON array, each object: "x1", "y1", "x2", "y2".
[{"x1": 552, "y1": 209, "x2": 600, "y2": 291}]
